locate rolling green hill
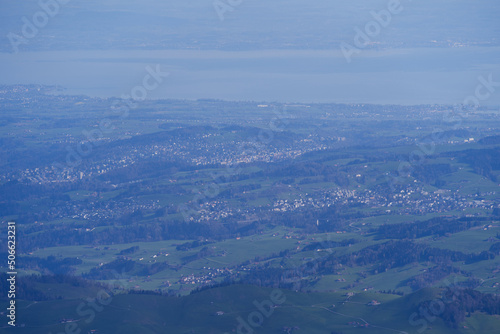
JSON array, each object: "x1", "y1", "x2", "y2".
[{"x1": 2, "y1": 285, "x2": 499, "y2": 334}]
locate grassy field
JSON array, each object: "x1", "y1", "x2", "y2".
[
  {"x1": 26, "y1": 227, "x2": 306, "y2": 292},
  {"x1": 24, "y1": 217, "x2": 500, "y2": 295},
  {"x1": 3, "y1": 285, "x2": 499, "y2": 334}
]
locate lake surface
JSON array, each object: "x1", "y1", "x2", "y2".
[{"x1": 1, "y1": 47, "x2": 500, "y2": 105}]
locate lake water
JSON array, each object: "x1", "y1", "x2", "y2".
[{"x1": 1, "y1": 47, "x2": 500, "y2": 105}]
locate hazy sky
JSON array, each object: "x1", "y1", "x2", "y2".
[{"x1": 1, "y1": 0, "x2": 498, "y2": 52}]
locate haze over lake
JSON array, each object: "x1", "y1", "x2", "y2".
[{"x1": 1, "y1": 47, "x2": 499, "y2": 105}]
